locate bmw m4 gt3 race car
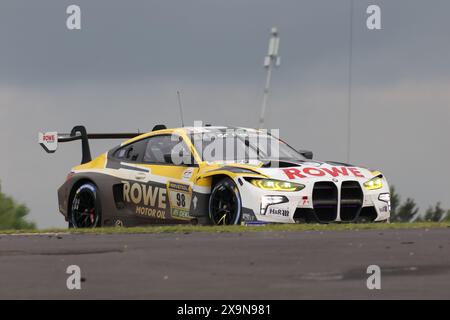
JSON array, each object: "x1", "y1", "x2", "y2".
[{"x1": 39, "y1": 125, "x2": 391, "y2": 228}]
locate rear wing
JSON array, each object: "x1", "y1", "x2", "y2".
[{"x1": 38, "y1": 126, "x2": 141, "y2": 164}]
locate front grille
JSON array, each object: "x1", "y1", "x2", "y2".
[
  {"x1": 312, "y1": 182, "x2": 338, "y2": 222},
  {"x1": 340, "y1": 181, "x2": 364, "y2": 221}
]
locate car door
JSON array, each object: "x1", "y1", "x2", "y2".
[{"x1": 134, "y1": 133, "x2": 199, "y2": 223}]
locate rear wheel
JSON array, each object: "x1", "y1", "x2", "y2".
[
  {"x1": 208, "y1": 178, "x2": 242, "y2": 225},
  {"x1": 69, "y1": 183, "x2": 102, "y2": 228}
]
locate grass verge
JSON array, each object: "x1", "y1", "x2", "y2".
[{"x1": 0, "y1": 222, "x2": 449, "y2": 235}]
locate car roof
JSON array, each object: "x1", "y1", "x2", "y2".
[{"x1": 122, "y1": 126, "x2": 261, "y2": 145}]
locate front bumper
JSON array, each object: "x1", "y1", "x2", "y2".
[{"x1": 238, "y1": 177, "x2": 390, "y2": 223}]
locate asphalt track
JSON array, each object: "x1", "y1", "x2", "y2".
[{"x1": 0, "y1": 228, "x2": 449, "y2": 299}]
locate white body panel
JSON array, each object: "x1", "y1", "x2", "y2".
[{"x1": 236, "y1": 162, "x2": 390, "y2": 224}]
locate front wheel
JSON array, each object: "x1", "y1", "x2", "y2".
[
  {"x1": 69, "y1": 183, "x2": 102, "y2": 228},
  {"x1": 208, "y1": 178, "x2": 242, "y2": 225}
]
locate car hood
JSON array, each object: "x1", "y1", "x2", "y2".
[{"x1": 254, "y1": 160, "x2": 375, "y2": 183}]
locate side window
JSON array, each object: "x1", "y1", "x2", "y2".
[
  {"x1": 113, "y1": 139, "x2": 147, "y2": 162},
  {"x1": 143, "y1": 135, "x2": 193, "y2": 165}
]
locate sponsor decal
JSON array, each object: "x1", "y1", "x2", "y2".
[
  {"x1": 42, "y1": 134, "x2": 56, "y2": 142},
  {"x1": 122, "y1": 181, "x2": 167, "y2": 219},
  {"x1": 182, "y1": 168, "x2": 194, "y2": 180},
  {"x1": 380, "y1": 205, "x2": 389, "y2": 213},
  {"x1": 242, "y1": 212, "x2": 257, "y2": 222},
  {"x1": 38, "y1": 132, "x2": 58, "y2": 153},
  {"x1": 267, "y1": 207, "x2": 289, "y2": 217},
  {"x1": 135, "y1": 206, "x2": 166, "y2": 219},
  {"x1": 302, "y1": 196, "x2": 309, "y2": 206},
  {"x1": 171, "y1": 208, "x2": 191, "y2": 219},
  {"x1": 167, "y1": 181, "x2": 192, "y2": 220},
  {"x1": 282, "y1": 166, "x2": 365, "y2": 179}
]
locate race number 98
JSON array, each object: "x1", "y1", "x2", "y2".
[{"x1": 176, "y1": 193, "x2": 186, "y2": 208}]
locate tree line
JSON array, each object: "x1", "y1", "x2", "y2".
[
  {"x1": 0, "y1": 181, "x2": 35, "y2": 230},
  {"x1": 389, "y1": 186, "x2": 449, "y2": 222}
]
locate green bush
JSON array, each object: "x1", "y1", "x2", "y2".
[{"x1": 0, "y1": 181, "x2": 35, "y2": 230}]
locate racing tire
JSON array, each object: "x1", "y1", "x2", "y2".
[
  {"x1": 208, "y1": 177, "x2": 242, "y2": 225},
  {"x1": 69, "y1": 182, "x2": 102, "y2": 228}
]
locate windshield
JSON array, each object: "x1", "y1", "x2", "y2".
[{"x1": 189, "y1": 129, "x2": 305, "y2": 163}]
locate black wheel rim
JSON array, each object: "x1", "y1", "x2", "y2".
[
  {"x1": 210, "y1": 184, "x2": 239, "y2": 225},
  {"x1": 71, "y1": 187, "x2": 99, "y2": 228}
]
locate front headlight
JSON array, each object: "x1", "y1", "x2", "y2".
[
  {"x1": 249, "y1": 179, "x2": 305, "y2": 192},
  {"x1": 364, "y1": 175, "x2": 383, "y2": 190}
]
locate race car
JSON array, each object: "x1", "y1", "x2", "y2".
[{"x1": 38, "y1": 125, "x2": 390, "y2": 228}]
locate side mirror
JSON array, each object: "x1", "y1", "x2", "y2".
[{"x1": 298, "y1": 150, "x2": 313, "y2": 159}]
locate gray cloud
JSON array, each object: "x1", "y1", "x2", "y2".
[{"x1": 3, "y1": 0, "x2": 450, "y2": 86}]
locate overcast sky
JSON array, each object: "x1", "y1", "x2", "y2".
[{"x1": 1, "y1": 0, "x2": 450, "y2": 228}]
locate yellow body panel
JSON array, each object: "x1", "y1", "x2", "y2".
[
  {"x1": 71, "y1": 128, "x2": 267, "y2": 188},
  {"x1": 73, "y1": 153, "x2": 107, "y2": 171}
]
